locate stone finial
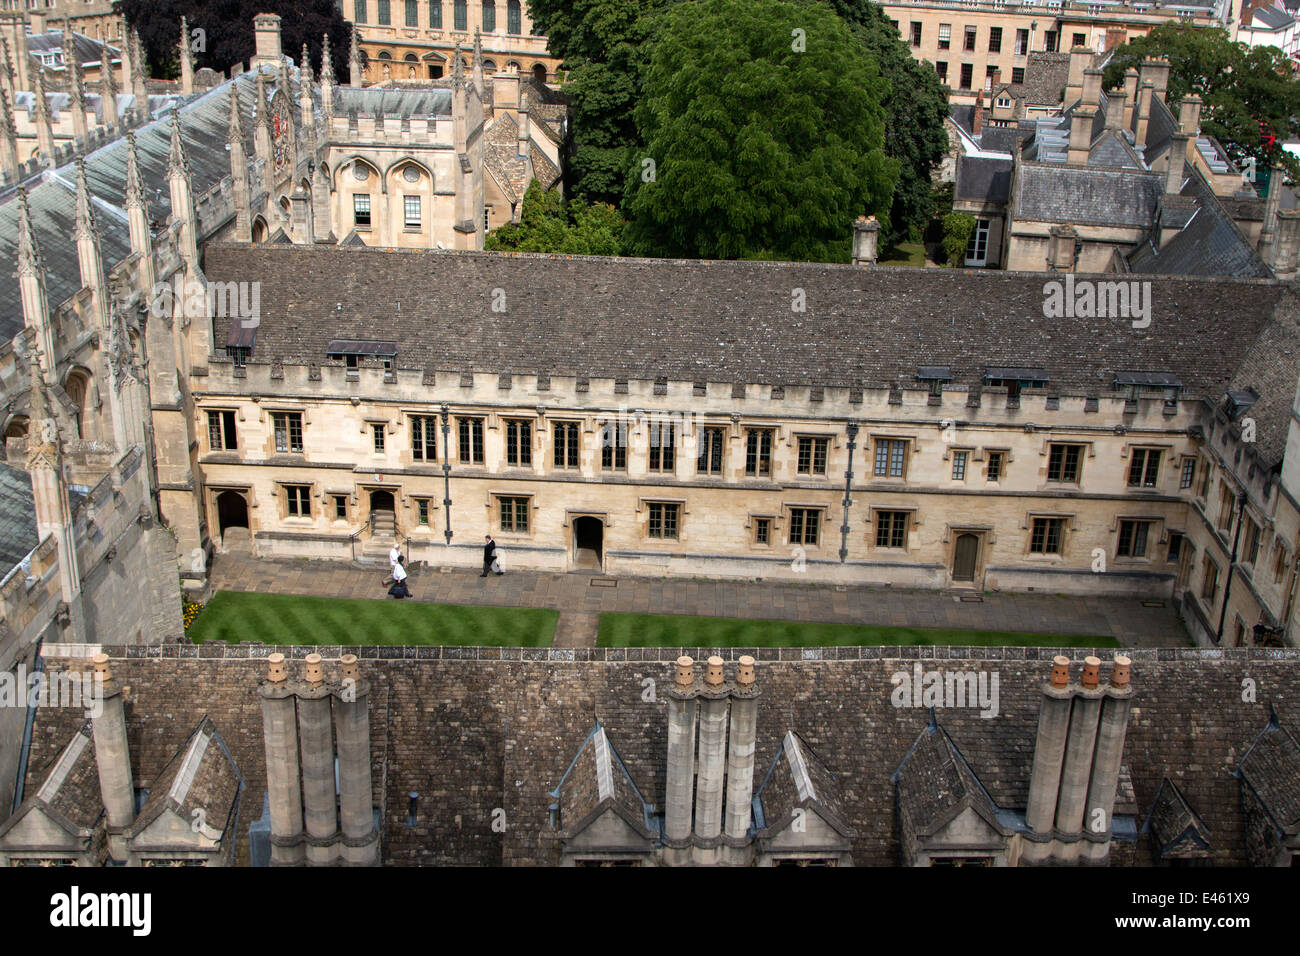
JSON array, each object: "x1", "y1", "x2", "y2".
[
  {"x1": 179, "y1": 16, "x2": 194, "y2": 94},
  {"x1": 301, "y1": 43, "x2": 314, "y2": 85},
  {"x1": 266, "y1": 652, "x2": 287, "y2": 683},
  {"x1": 674, "y1": 656, "x2": 694, "y2": 687},
  {"x1": 0, "y1": 85, "x2": 16, "y2": 142},
  {"x1": 1111, "y1": 655, "x2": 1132, "y2": 688},
  {"x1": 99, "y1": 38, "x2": 119, "y2": 123},
  {"x1": 705, "y1": 656, "x2": 725, "y2": 686},
  {"x1": 348, "y1": 24, "x2": 362, "y2": 86},
  {"x1": 0, "y1": 35, "x2": 13, "y2": 87},
  {"x1": 1081, "y1": 656, "x2": 1101, "y2": 690},
  {"x1": 227, "y1": 84, "x2": 244, "y2": 146},
  {"x1": 320, "y1": 33, "x2": 335, "y2": 84},
  {"x1": 1049, "y1": 655, "x2": 1070, "y2": 689},
  {"x1": 736, "y1": 655, "x2": 756, "y2": 687}
]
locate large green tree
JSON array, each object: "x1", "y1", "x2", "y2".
[
  {"x1": 484, "y1": 182, "x2": 626, "y2": 255},
  {"x1": 1102, "y1": 23, "x2": 1300, "y2": 181},
  {"x1": 115, "y1": 0, "x2": 350, "y2": 80},
  {"x1": 820, "y1": 0, "x2": 952, "y2": 244},
  {"x1": 621, "y1": 0, "x2": 899, "y2": 261}
]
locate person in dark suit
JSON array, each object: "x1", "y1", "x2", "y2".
[{"x1": 481, "y1": 535, "x2": 496, "y2": 577}]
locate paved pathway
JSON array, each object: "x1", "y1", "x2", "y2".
[{"x1": 207, "y1": 554, "x2": 1189, "y2": 648}]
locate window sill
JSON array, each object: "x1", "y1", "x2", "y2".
[{"x1": 403, "y1": 226, "x2": 423, "y2": 233}]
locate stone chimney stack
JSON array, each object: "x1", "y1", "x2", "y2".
[
  {"x1": 1064, "y1": 45, "x2": 1090, "y2": 103},
  {"x1": 1068, "y1": 107, "x2": 1095, "y2": 165},
  {"x1": 1178, "y1": 94, "x2": 1202, "y2": 137},
  {"x1": 663, "y1": 656, "x2": 698, "y2": 863},
  {"x1": 253, "y1": 13, "x2": 283, "y2": 71},
  {"x1": 1122, "y1": 68, "x2": 1138, "y2": 129},
  {"x1": 1133, "y1": 81, "x2": 1154, "y2": 151},
  {"x1": 258, "y1": 653, "x2": 306, "y2": 865},
  {"x1": 1140, "y1": 57, "x2": 1170, "y2": 105},
  {"x1": 692, "y1": 656, "x2": 730, "y2": 862},
  {"x1": 1022, "y1": 656, "x2": 1073, "y2": 864},
  {"x1": 723, "y1": 656, "x2": 759, "y2": 852},
  {"x1": 1106, "y1": 88, "x2": 1126, "y2": 131},
  {"x1": 1081, "y1": 68, "x2": 1102, "y2": 109},
  {"x1": 297, "y1": 652, "x2": 338, "y2": 866},
  {"x1": 89, "y1": 653, "x2": 135, "y2": 863},
  {"x1": 333, "y1": 655, "x2": 379, "y2": 865},
  {"x1": 1166, "y1": 134, "x2": 1188, "y2": 195},
  {"x1": 852, "y1": 215, "x2": 880, "y2": 266},
  {"x1": 1053, "y1": 656, "x2": 1104, "y2": 862},
  {"x1": 1082, "y1": 656, "x2": 1133, "y2": 861}
]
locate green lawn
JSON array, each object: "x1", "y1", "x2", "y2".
[
  {"x1": 598, "y1": 612, "x2": 1118, "y2": 648},
  {"x1": 878, "y1": 242, "x2": 928, "y2": 267},
  {"x1": 187, "y1": 591, "x2": 557, "y2": 646}
]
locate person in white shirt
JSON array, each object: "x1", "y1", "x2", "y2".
[
  {"x1": 389, "y1": 544, "x2": 402, "y2": 576},
  {"x1": 389, "y1": 559, "x2": 409, "y2": 599}
]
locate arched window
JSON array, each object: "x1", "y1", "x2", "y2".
[
  {"x1": 378, "y1": 50, "x2": 392, "y2": 59},
  {"x1": 482, "y1": 0, "x2": 496, "y2": 32},
  {"x1": 507, "y1": 0, "x2": 520, "y2": 35},
  {"x1": 532, "y1": 62, "x2": 547, "y2": 85},
  {"x1": 63, "y1": 370, "x2": 90, "y2": 439},
  {"x1": 482, "y1": 58, "x2": 495, "y2": 72},
  {"x1": 3, "y1": 415, "x2": 28, "y2": 441},
  {"x1": 252, "y1": 216, "x2": 269, "y2": 244},
  {"x1": 454, "y1": 0, "x2": 467, "y2": 32},
  {"x1": 405, "y1": 53, "x2": 418, "y2": 62}
]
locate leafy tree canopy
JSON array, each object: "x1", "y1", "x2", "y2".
[
  {"x1": 484, "y1": 181, "x2": 626, "y2": 256},
  {"x1": 1102, "y1": 23, "x2": 1300, "y2": 181},
  {"x1": 622, "y1": 0, "x2": 898, "y2": 261},
  {"x1": 114, "y1": 0, "x2": 350, "y2": 81}
]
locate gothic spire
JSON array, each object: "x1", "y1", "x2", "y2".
[
  {"x1": 451, "y1": 42, "x2": 464, "y2": 89},
  {"x1": 74, "y1": 158, "x2": 98, "y2": 241},
  {"x1": 16, "y1": 185, "x2": 43, "y2": 279},
  {"x1": 124, "y1": 131, "x2": 144, "y2": 211},
  {"x1": 320, "y1": 33, "x2": 335, "y2": 85},
  {"x1": 167, "y1": 107, "x2": 189, "y2": 179},
  {"x1": 227, "y1": 83, "x2": 244, "y2": 146},
  {"x1": 301, "y1": 43, "x2": 314, "y2": 85},
  {"x1": 99, "y1": 37, "x2": 119, "y2": 124},
  {"x1": 348, "y1": 24, "x2": 361, "y2": 86}
]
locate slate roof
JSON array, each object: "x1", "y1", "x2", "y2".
[
  {"x1": 977, "y1": 125, "x2": 1034, "y2": 155},
  {"x1": 1236, "y1": 706, "x2": 1300, "y2": 834},
  {"x1": 1143, "y1": 777, "x2": 1212, "y2": 859},
  {"x1": 1020, "y1": 52, "x2": 1070, "y2": 108},
  {"x1": 1014, "y1": 162, "x2": 1162, "y2": 227},
  {"x1": 1251, "y1": 5, "x2": 1295, "y2": 27},
  {"x1": 0, "y1": 71, "x2": 268, "y2": 342},
  {"x1": 1127, "y1": 164, "x2": 1274, "y2": 281},
  {"x1": 756, "y1": 730, "x2": 854, "y2": 838},
  {"x1": 203, "y1": 243, "x2": 1287, "y2": 407},
  {"x1": 332, "y1": 85, "x2": 451, "y2": 119},
  {"x1": 955, "y1": 155, "x2": 1011, "y2": 203},
  {"x1": 0, "y1": 463, "x2": 37, "y2": 581},
  {"x1": 26, "y1": 30, "x2": 121, "y2": 69},
  {"x1": 1225, "y1": 288, "x2": 1300, "y2": 470}
]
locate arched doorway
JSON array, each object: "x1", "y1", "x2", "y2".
[
  {"x1": 952, "y1": 533, "x2": 980, "y2": 584},
  {"x1": 215, "y1": 490, "x2": 250, "y2": 551},
  {"x1": 369, "y1": 490, "x2": 396, "y2": 539},
  {"x1": 532, "y1": 63, "x2": 547, "y2": 85},
  {"x1": 573, "y1": 516, "x2": 603, "y2": 571}
]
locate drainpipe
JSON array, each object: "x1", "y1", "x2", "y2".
[
  {"x1": 1216, "y1": 491, "x2": 1247, "y2": 644},
  {"x1": 839, "y1": 422, "x2": 858, "y2": 563},
  {"x1": 440, "y1": 403, "x2": 453, "y2": 546}
]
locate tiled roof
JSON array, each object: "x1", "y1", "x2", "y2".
[
  {"x1": 955, "y1": 155, "x2": 1011, "y2": 203},
  {"x1": 551, "y1": 723, "x2": 655, "y2": 839},
  {"x1": 1225, "y1": 288, "x2": 1300, "y2": 470},
  {"x1": 23, "y1": 653, "x2": 1300, "y2": 866},
  {"x1": 1020, "y1": 52, "x2": 1070, "y2": 108},
  {"x1": 203, "y1": 243, "x2": 1286, "y2": 404},
  {"x1": 893, "y1": 717, "x2": 1004, "y2": 837},
  {"x1": 127, "y1": 716, "x2": 242, "y2": 843},
  {"x1": 1144, "y1": 777, "x2": 1212, "y2": 859},
  {"x1": 756, "y1": 730, "x2": 854, "y2": 838},
  {"x1": 13, "y1": 723, "x2": 104, "y2": 834}
]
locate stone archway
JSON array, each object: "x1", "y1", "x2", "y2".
[
  {"x1": 573, "y1": 516, "x2": 603, "y2": 572},
  {"x1": 215, "y1": 490, "x2": 251, "y2": 551}
]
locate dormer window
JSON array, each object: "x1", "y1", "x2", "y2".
[
  {"x1": 327, "y1": 340, "x2": 398, "y2": 372},
  {"x1": 984, "y1": 367, "x2": 1049, "y2": 401},
  {"x1": 916, "y1": 366, "x2": 953, "y2": 398},
  {"x1": 1114, "y1": 371, "x2": 1182, "y2": 404}
]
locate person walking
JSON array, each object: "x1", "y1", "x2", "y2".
[
  {"x1": 388, "y1": 558, "x2": 410, "y2": 599},
  {"x1": 481, "y1": 535, "x2": 496, "y2": 577}
]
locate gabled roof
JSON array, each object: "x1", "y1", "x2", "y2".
[
  {"x1": 892, "y1": 713, "x2": 1007, "y2": 839},
  {"x1": 1234, "y1": 705, "x2": 1300, "y2": 836},
  {"x1": 0, "y1": 722, "x2": 103, "y2": 840},
  {"x1": 755, "y1": 731, "x2": 855, "y2": 839},
  {"x1": 126, "y1": 716, "x2": 242, "y2": 845},
  {"x1": 549, "y1": 722, "x2": 656, "y2": 840},
  {"x1": 1013, "y1": 162, "x2": 1161, "y2": 228},
  {"x1": 955, "y1": 155, "x2": 1012, "y2": 203},
  {"x1": 1142, "y1": 777, "x2": 1212, "y2": 859}
]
